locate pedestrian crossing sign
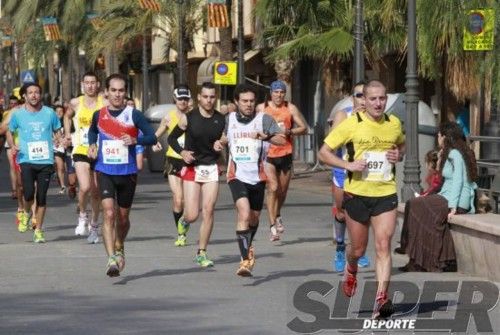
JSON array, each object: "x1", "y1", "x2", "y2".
[{"x1": 21, "y1": 70, "x2": 36, "y2": 84}]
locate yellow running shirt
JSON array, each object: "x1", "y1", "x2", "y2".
[
  {"x1": 323, "y1": 111, "x2": 405, "y2": 197},
  {"x1": 73, "y1": 95, "x2": 105, "y2": 156},
  {"x1": 165, "y1": 110, "x2": 185, "y2": 159}
]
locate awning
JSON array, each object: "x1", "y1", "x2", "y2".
[{"x1": 197, "y1": 57, "x2": 217, "y2": 85}]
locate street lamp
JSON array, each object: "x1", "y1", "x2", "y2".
[
  {"x1": 142, "y1": 31, "x2": 149, "y2": 110},
  {"x1": 237, "y1": 0, "x2": 244, "y2": 84},
  {"x1": 401, "y1": 0, "x2": 421, "y2": 201},
  {"x1": 176, "y1": 0, "x2": 186, "y2": 85},
  {"x1": 353, "y1": 0, "x2": 364, "y2": 84}
]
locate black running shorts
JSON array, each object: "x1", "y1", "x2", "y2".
[
  {"x1": 20, "y1": 163, "x2": 54, "y2": 206},
  {"x1": 342, "y1": 193, "x2": 398, "y2": 223},
  {"x1": 73, "y1": 153, "x2": 96, "y2": 170},
  {"x1": 228, "y1": 179, "x2": 266, "y2": 211},
  {"x1": 266, "y1": 153, "x2": 293, "y2": 173},
  {"x1": 97, "y1": 172, "x2": 137, "y2": 208}
]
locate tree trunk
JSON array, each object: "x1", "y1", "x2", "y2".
[{"x1": 218, "y1": 0, "x2": 233, "y2": 61}]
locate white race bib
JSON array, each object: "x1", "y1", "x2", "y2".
[
  {"x1": 28, "y1": 141, "x2": 49, "y2": 161},
  {"x1": 102, "y1": 140, "x2": 129, "y2": 164},
  {"x1": 79, "y1": 128, "x2": 89, "y2": 146},
  {"x1": 195, "y1": 164, "x2": 219, "y2": 183},
  {"x1": 361, "y1": 151, "x2": 393, "y2": 182},
  {"x1": 231, "y1": 137, "x2": 259, "y2": 163},
  {"x1": 178, "y1": 135, "x2": 185, "y2": 148}
]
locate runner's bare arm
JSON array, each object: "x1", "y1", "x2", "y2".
[
  {"x1": 289, "y1": 103, "x2": 308, "y2": 136},
  {"x1": 6, "y1": 130, "x2": 17, "y2": 152},
  {"x1": 332, "y1": 110, "x2": 348, "y2": 129},
  {"x1": 155, "y1": 114, "x2": 171, "y2": 138},
  {"x1": 64, "y1": 98, "x2": 78, "y2": 139},
  {"x1": 255, "y1": 103, "x2": 265, "y2": 113},
  {"x1": 0, "y1": 113, "x2": 10, "y2": 135}
]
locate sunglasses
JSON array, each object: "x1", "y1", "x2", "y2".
[{"x1": 353, "y1": 93, "x2": 364, "y2": 98}]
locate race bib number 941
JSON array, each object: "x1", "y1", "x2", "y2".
[
  {"x1": 102, "y1": 140, "x2": 129, "y2": 164},
  {"x1": 361, "y1": 151, "x2": 393, "y2": 182}
]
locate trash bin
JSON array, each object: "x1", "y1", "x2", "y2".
[
  {"x1": 144, "y1": 104, "x2": 176, "y2": 172},
  {"x1": 385, "y1": 93, "x2": 437, "y2": 198}
]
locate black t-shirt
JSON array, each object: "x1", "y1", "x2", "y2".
[{"x1": 185, "y1": 108, "x2": 225, "y2": 165}]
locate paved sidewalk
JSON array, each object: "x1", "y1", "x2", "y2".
[{"x1": 0, "y1": 154, "x2": 498, "y2": 334}]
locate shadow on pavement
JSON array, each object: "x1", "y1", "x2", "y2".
[{"x1": 246, "y1": 269, "x2": 332, "y2": 286}]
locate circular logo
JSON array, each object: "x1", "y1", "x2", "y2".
[
  {"x1": 216, "y1": 63, "x2": 229, "y2": 75},
  {"x1": 468, "y1": 12, "x2": 484, "y2": 35}
]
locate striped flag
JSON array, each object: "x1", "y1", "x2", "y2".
[
  {"x1": 207, "y1": 0, "x2": 229, "y2": 28},
  {"x1": 42, "y1": 17, "x2": 62, "y2": 41},
  {"x1": 138, "y1": 0, "x2": 161, "y2": 11}
]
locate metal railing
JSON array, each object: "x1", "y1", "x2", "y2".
[{"x1": 468, "y1": 135, "x2": 500, "y2": 213}]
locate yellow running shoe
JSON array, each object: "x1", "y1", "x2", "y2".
[
  {"x1": 33, "y1": 229, "x2": 46, "y2": 243},
  {"x1": 174, "y1": 235, "x2": 187, "y2": 247},
  {"x1": 18, "y1": 212, "x2": 29, "y2": 233}
]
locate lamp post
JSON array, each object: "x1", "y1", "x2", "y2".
[
  {"x1": 142, "y1": 31, "x2": 149, "y2": 111},
  {"x1": 353, "y1": 0, "x2": 364, "y2": 84},
  {"x1": 176, "y1": 0, "x2": 186, "y2": 85},
  {"x1": 401, "y1": 0, "x2": 421, "y2": 201},
  {"x1": 237, "y1": 0, "x2": 244, "y2": 84}
]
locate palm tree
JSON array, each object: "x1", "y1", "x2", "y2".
[
  {"x1": 3, "y1": 0, "x2": 98, "y2": 100},
  {"x1": 88, "y1": 0, "x2": 203, "y2": 80}
]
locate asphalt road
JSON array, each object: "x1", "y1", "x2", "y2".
[{"x1": 0, "y1": 152, "x2": 498, "y2": 335}]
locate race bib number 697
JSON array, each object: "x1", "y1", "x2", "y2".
[{"x1": 361, "y1": 151, "x2": 393, "y2": 182}]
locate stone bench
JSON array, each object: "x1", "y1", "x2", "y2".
[{"x1": 397, "y1": 203, "x2": 500, "y2": 281}]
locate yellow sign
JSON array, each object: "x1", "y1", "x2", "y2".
[
  {"x1": 213, "y1": 61, "x2": 238, "y2": 86},
  {"x1": 463, "y1": 9, "x2": 495, "y2": 51}
]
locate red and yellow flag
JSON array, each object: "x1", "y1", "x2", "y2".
[
  {"x1": 87, "y1": 13, "x2": 104, "y2": 29},
  {"x1": 138, "y1": 0, "x2": 161, "y2": 12},
  {"x1": 207, "y1": 0, "x2": 229, "y2": 28},
  {"x1": 42, "y1": 17, "x2": 62, "y2": 41}
]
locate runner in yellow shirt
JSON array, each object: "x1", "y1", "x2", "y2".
[
  {"x1": 152, "y1": 85, "x2": 191, "y2": 246},
  {"x1": 318, "y1": 80, "x2": 405, "y2": 319},
  {"x1": 64, "y1": 72, "x2": 107, "y2": 243}
]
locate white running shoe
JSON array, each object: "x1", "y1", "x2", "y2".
[
  {"x1": 87, "y1": 225, "x2": 99, "y2": 244},
  {"x1": 75, "y1": 214, "x2": 88, "y2": 236}
]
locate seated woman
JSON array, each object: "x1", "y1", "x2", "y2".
[
  {"x1": 401, "y1": 122, "x2": 477, "y2": 272},
  {"x1": 395, "y1": 149, "x2": 442, "y2": 255}
]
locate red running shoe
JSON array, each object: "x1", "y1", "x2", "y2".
[{"x1": 342, "y1": 268, "x2": 357, "y2": 297}]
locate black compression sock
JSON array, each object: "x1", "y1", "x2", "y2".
[
  {"x1": 173, "y1": 211, "x2": 183, "y2": 228},
  {"x1": 236, "y1": 229, "x2": 252, "y2": 260}
]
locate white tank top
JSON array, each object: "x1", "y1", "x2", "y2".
[{"x1": 226, "y1": 112, "x2": 266, "y2": 185}]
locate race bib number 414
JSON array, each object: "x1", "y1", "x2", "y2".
[
  {"x1": 28, "y1": 141, "x2": 49, "y2": 161},
  {"x1": 361, "y1": 151, "x2": 393, "y2": 182}
]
